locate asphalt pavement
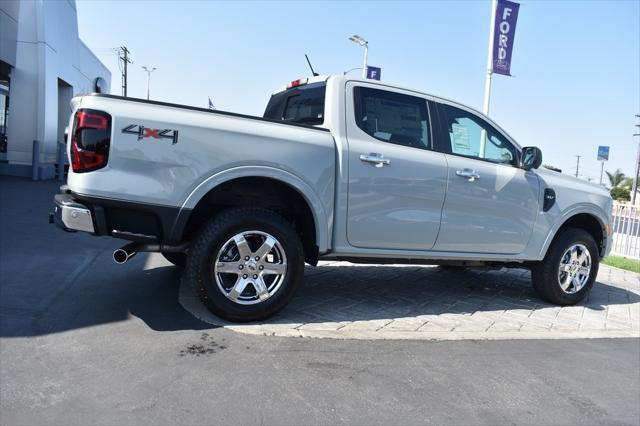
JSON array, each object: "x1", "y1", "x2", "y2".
[{"x1": 1, "y1": 176, "x2": 639, "y2": 425}]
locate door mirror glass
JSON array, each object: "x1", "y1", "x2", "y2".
[{"x1": 521, "y1": 146, "x2": 542, "y2": 170}]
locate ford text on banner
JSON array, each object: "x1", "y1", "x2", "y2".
[{"x1": 492, "y1": 0, "x2": 520, "y2": 76}]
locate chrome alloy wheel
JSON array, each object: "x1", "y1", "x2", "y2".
[
  {"x1": 213, "y1": 230, "x2": 287, "y2": 305},
  {"x1": 557, "y1": 243, "x2": 592, "y2": 294}
]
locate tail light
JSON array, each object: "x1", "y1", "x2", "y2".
[
  {"x1": 287, "y1": 78, "x2": 308, "y2": 89},
  {"x1": 71, "y1": 109, "x2": 111, "y2": 173}
]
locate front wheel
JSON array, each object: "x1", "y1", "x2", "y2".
[
  {"x1": 183, "y1": 208, "x2": 305, "y2": 322},
  {"x1": 531, "y1": 228, "x2": 599, "y2": 305}
]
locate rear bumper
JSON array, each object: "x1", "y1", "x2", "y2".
[
  {"x1": 52, "y1": 194, "x2": 95, "y2": 233},
  {"x1": 50, "y1": 187, "x2": 188, "y2": 245}
]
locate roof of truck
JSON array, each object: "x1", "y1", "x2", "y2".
[{"x1": 271, "y1": 74, "x2": 521, "y2": 149}]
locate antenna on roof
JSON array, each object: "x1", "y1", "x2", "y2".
[{"x1": 305, "y1": 54, "x2": 319, "y2": 77}]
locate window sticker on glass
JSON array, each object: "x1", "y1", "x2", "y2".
[
  {"x1": 373, "y1": 131, "x2": 392, "y2": 141},
  {"x1": 451, "y1": 123, "x2": 470, "y2": 151}
]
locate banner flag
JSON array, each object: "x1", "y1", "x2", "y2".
[
  {"x1": 366, "y1": 66, "x2": 381, "y2": 81},
  {"x1": 492, "y1": 0, "x2": 520, "y2": 76}
]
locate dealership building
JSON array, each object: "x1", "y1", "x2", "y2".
[{"x1": 0, "y1": 0, "x2": 111, "y2": 179}]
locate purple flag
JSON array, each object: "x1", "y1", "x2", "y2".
[
  {"x1": 366, "y1": 66, "x2": 381, "y2": 80},
  {"x1": 492, "y1": 0, "x2": 520, "y2": 76}
]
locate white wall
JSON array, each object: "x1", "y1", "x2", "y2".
[
  {"x1": 0, "y1": 0, "x2": 19, "y2": 67},
  {"x1": 1, "y1": 0, "x2": 111, "y2": 170}
]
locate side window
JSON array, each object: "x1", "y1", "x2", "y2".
[
  {"x1": 354, "y1": 87, "x2": 430, "y2": 149},
  {"x1": 264, "y1": 82, "x2": 326, "y2": 125},
  {"x1": 440, "y1": 104, "x2": 517, "y2": 165}
]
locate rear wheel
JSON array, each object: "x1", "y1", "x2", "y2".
[
  {"x1": 184, "y1": 208, "x2": 304, "y2": 322},
  {"x1": 531, "y1": 228, "x2": 599, "y2": 305}
]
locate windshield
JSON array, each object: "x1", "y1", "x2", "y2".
[{"x1": 263, "y1": 82, "x2": 326, "y2": 125}]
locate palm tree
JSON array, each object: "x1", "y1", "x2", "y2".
[
  {"x1": 606, "y1": 169, "x2": 626, "y2": 187},
  {"x1": 621, "y1": 177, "x2": 634, "y2": 190}
]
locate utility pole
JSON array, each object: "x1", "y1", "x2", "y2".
[
  {"x1": 632, "y1": 114, "x2": 640, "y2": 204},
  {"x1": 119, "y1": 46, "x2": 132, "y2": 97},
  {"x1": 575, "y1": 155, "x2": 581, "y2": 178}
]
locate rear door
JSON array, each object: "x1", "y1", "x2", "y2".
[
  {"x1": 432, "y1": 102, "x2": 539, "y2": 254},
  {"x1": 345, "y1": 82, "x2": 448, "y2": 250}
]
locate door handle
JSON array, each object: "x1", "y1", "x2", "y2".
[
  {"x1": 360, "y1": 153, "x2": 391, "y2": 167},
  {"x1": 456, "y1": 168, "x2": 480, "y2": 182}
]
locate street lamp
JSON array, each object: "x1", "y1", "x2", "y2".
[
  {"x1": 141, "y1": 66, "x2": 157, "y2": 100},
  {"x1": 348, "y1": 35, "x2": 368, "y2": 79}
]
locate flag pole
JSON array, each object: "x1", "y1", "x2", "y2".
[
  {"x1": 482, "y1": 0, "x2": 498, "y2": 116},
  {"x1": 480, "y1": 0, "x2": 498, "y2": 159}
]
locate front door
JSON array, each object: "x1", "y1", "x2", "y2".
[
  {"x1": 432, "y1": 102, "x2": 539, "y2": 254},
  {"x1": 345, "y1": 82, "x2": 448, "y2": 250}
]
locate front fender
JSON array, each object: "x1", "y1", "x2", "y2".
[
  {"x1": 172, "y1": 166, "x2": 331, "y2": 252},
  {"x1": 537, "y1": 203, "x2": 610, "y2": 259}
]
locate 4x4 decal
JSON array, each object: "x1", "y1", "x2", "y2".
[{"x1": 122, "y1": 124, "x2": 179, "y2": 144}]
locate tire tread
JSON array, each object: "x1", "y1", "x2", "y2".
[{"x1": 183, "y1": 207, "x2": 304, "y2": 322}]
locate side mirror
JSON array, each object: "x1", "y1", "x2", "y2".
[{"x1": 521, "y1": 146, "x2": 542, "y2": 171}]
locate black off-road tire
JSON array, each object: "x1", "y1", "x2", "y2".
[
  {"x1": 531, "y1": 228, "x2": 599, "y2": 305},
  {"x1": 183, "y1": 208, "x2": 305, "y2": 322},
  {"x1": 162, "y1": 252, "x2": 186, "y2": 268}
]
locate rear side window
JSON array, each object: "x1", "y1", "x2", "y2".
[
  {"x1": 354, "y1": 87, "x2": 430, "y2": 150},
  {"x1": 263, "y1": 82, "x2": 326, "y2": 125}
]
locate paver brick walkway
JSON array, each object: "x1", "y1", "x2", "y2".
[{"x1": 179, "y1": 261, "x2": 640, "y2": 340}]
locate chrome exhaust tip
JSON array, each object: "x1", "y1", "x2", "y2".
[{"x1": 113, "y1": 243, "x2": 138, "y2": 264}]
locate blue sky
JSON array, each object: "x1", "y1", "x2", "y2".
[{"x1": 77, "y1": 0, "x2": 640, "y2": 182}]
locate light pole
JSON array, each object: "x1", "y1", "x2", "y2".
[
  {"x1": 348, "y1": 35, "x2": 368, "y2": 79},
  {"x1": 632, "y1": 114, "x2": 640, "y2": 204},
  {"x1": 141, "y1": 66, "x2": 157, "y2": 100}
]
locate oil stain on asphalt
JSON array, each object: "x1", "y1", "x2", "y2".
[{"x1": 179, "y1": 332, "x2": 227, "y2": 357}]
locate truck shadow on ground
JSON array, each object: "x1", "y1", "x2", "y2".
[
  {"x1": 0, "y1": 258, "x2": 211, "y2": 338},
  {"x1": 2, "y1": 254, "x2": 638, "y2": 338}
]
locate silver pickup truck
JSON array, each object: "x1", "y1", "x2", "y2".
[{"x1": 52, "y1": 74, "x2": 613, "y2": 321}]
